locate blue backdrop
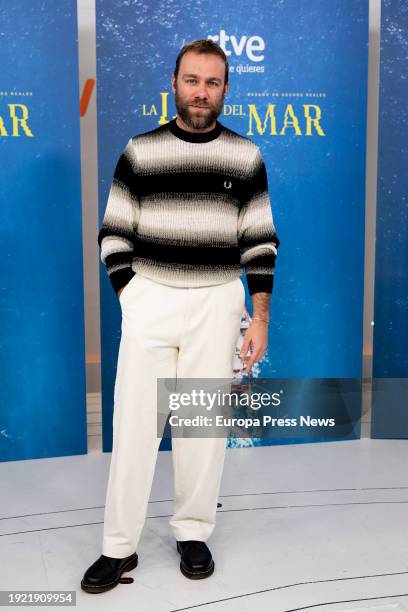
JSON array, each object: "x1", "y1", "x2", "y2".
[
  {"x1": 371, "y1": 0, "x2": 408, "y2": 438},
  {"x1": 96, "y1": 0, "x2": 369, "y2": 451},
  {"x1": 0, "y1": 0, "x2": 87, "y2": 461}
]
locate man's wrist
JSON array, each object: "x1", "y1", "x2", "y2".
[{"x1": 251, "y1": 291, "x2": 271, "y2": 323}]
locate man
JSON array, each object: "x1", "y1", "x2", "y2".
[{"x1": 81, "y1": 39, "x2": 279, "y2": 594}]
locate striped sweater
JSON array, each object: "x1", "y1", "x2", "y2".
[{"x1": 98, "y1": 117, "x2": 280, "y2": 296}]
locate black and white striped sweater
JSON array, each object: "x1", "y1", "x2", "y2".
[{"x1": 98, "y1": 117, "x2": 280, "y2": 296}]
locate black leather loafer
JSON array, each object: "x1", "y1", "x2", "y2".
[
  {"x1": 81, "y1": 552, "x2": 138, "y2": 593},
  {"x1": 176, "y1": 540, "x2": 214, "y2": 579}
]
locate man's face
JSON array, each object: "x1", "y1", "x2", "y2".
[{"x1": 171, "y1": 51, "x2": 228, "y2": 129}]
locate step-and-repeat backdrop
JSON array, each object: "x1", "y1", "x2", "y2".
[
  {"x1": 96, "y1": 0, "x2": 369, "y2": 451},
  {"x1": 371, "y1": 0, "x2": 408, "y2": 438},
  {"x1": 1, "y1": 1, "x2": 406, "y2": 462},
  {"x1": 0, "y1": 0, "x2": 87, "y2": 461}
]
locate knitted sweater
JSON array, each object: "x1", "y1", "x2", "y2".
[{"x1": 98, "y1": 117, "x2": 280, "y2": 296}]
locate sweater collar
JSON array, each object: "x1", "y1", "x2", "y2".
[{"x1": 168, "y1": 117, "x2": 222, "y2": 143}]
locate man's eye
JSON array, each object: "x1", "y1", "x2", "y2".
[{"x1": 185, "y1": 79, "x2": 218, "y2": 86}]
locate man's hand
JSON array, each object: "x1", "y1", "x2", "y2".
[
  {"x1": 240, "y1": 320, "x2": 268, "y2": 375},
  {"x1": 240, "y1": 291, "x2": 270, "y2": 375}
]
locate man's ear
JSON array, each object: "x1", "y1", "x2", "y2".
[
  {"x1": 171, "y1": 74, "x2": 176, "y2": 94},
  {"x1": 224, "y1": 81, "x2": 229, "y2": 97}
]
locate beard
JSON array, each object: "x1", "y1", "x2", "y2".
[{"x1": 174, "y1": 85, "x2": 225, "y2": 129}]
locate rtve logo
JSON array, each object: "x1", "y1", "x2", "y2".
[{"x1": 207, "y1": 30, "x2": 265, "y2": 62}]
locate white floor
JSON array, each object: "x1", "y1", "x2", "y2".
[{"x1": 1, "y1": 393, "x2": 408, "y2": 612}]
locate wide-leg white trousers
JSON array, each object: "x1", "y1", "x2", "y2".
[{"x1": 102, "y1": 273, "x2": 245, "y2": 558}]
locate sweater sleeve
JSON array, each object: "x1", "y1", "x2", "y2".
[
  {"x1": 97, "y1": 138, "x2": 140, "y2": 294},
  {"x1": 238, "y1": 146, "x2": 280, "y2": 296}
]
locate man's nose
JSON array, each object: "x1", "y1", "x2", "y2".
[{"x1": 194, "y1": 83, "x2": 209, "y2": 99}]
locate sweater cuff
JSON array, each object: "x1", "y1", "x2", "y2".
[
  {"x1": 109, "y1": 267, "x2": 136, "y2": 295},
  {"x1": 247, "y1": 274, "x2": 274, "y2": 296}
]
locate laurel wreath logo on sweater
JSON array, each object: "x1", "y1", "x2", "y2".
[{"x1": 224, "y1": 180, "x2": 232, "y2": 189}]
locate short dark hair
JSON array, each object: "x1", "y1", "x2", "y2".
[{"x1": 173, "y1": 39, "x2": 229, "y2": 85}]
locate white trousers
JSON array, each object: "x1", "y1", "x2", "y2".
[{"x1": 102, "y1": 273, "x2": 245, "y2": 558}]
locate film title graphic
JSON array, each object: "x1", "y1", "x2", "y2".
[{"x1": 1, "y1": 97, "x2": 325, "y2": 138}]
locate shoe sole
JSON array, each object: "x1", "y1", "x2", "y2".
[
  {"x1": 177, "y1": 542, "x2": 215, "y2": 580},
  {"x1": 179, "y1": 559, "x2": 215, "y2": 580},
  {"x1": 80, "y1": 555, "x2": 138, "y2": 594}
]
